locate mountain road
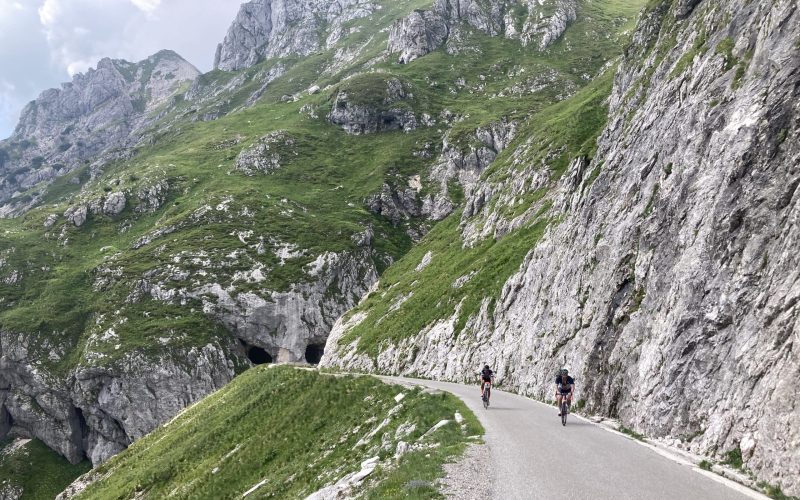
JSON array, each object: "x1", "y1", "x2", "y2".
[{"x1": 380, "y1": 376, "x2": 765, "y2": 500}]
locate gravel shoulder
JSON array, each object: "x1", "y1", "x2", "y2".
[{"x1": 441, "y1": 442, "x2": 492, "y2": 499}]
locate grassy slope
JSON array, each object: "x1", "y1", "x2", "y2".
[
  {"x1": 0, "y1": 438, "x2": 91, "y2": 500},
  {"x1": 76, "y1": 366, "x2": 481, "y2": 499}
]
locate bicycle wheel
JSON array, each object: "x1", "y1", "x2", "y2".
[
  {"x1": 561, "y1": 401, "x2": 567, "y2": 426},
  {"x1": 483, "y1": 390, "x2": 489, "y2": 409}
]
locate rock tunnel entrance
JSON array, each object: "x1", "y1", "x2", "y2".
[
  {"x1": 0, "y1": 405, "x2": 12, "y2": 437},
  {"x1": 305, "y1": 344, "x2": 324, "y2": 365},
  {"x1": 239, "y1": 340, "x2": 273, "y2": 365},
  {"x1": 74, "y1": 406, "x2": 90, "y2": 456}
]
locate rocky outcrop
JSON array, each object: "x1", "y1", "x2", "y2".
[
  {"x1": 235, "y1": 131, "x2": 297, "y2": 175},
  {"x1": 388, "y1": 9, "x2": 450, "y2": 64},
  {"x1": 214, "y1": 0, "x2": 377, "y2": 71},
  {"x1": 102, "y1": 192, "x2": 126, "y2": 216},
  {"x1": 327, "y1": 77, "x2": 417, "y2": 135},
  {"x1": 0, "y1": 50, "x2": 199, "y2": 215},
  {"x1": 127, "y1": 236, "x2": 380, "y2": 364},
  {"x1": 366, "y1": 183, "x2": 422, "y2": 225},
  {"x1": 324, "y1": 0, "x2": 800, "y2": 494},
  {"x1": 0, "y1": 333, "x2": 238, "y2": 465},
  {"x1": 64, "y1": 205, "x2": 88, "y2": 227},
  {"x1": 422, "y1": 119, "x2": 517, "y2": 221},
  {"x1": 388, "y1": 0, "x2": 578, "y2": 63},
  {"x1": 135, "y1": 180, "x2": 170, "y2": 213}
]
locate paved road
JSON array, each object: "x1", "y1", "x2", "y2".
[{"x1": 381, "y1": 377, "x2": 763, "y2": 500}]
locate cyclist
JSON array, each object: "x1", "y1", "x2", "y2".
[
  {"x1": 555, "y1": 367, "x2": 575, "y2": 416},
  {"x1": 480, "y1": 364, "x2": 495, "y2": 400}
]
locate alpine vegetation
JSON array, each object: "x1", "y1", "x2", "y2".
[{"x1": 0, "y1": 0, "x2": 797, "y2": 498}]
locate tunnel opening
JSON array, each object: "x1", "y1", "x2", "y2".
[
  {"x1": 0, "y1": 405, "x2": 12, "y2": 437},
  {"x1": 305, "y1": 344, "x2": 325, "y2": 365},
  {"x1": 74, "y1": 406, "x2": 90, "y2": 455},
  {"x1": 247, "y1": 346, "x2": 273, "y2": 365}
]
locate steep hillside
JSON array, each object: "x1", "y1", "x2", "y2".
[
  {"x1": 0, "y1": 438, "x2": 90, "y2": 500},
  {"x1": 59, "y1": 366, "x2": 480, "y2": 499},
  {"x1": 323, "y1": 0, "x2": 800, "y2": 495},
  {"x1": 0, "y1": 0, "x2": 641, "y2": 475}
]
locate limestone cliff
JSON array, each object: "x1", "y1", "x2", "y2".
[
  {"x1": 214, "y1": 0, "x2": 377, "y2": 71},
  {"x1": 388, "y1": 0, "x2": 578, "y2": 63},
  {"x1": 323, "y1": 0, "x2": 800, "y2": 494}
]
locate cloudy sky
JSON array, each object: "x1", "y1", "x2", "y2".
[{"x1": 0, "y1": 0, "x2": 243, "y2": 139}]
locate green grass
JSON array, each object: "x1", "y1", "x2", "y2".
[
  {"x1": 77, "y1": 366, "x2": 482, "y2": 499},
  {"x1": 618, "y1": 425, "x2": 646, "y2": 441},
  {"x1": 722, "y1": 446, "x2": 743, "y2": 470},
  {"x1": 341, "y1": 211, "x2": 553, "y2": 355},
  {"x1": 698, "y1": 460, "x2": 713, "y2": 471},
  {"x1": 715, "y1": 37, "x2": 737, "y2": 71},
  {"x1": 758, "y1": 482, "x2": 799, "y2": 500},
  {"x1": 0, "y1": 438, "x2": 91, "y2": 500}
]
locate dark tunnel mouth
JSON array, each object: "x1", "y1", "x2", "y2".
[
  {"x1": 239, "y1": 339, "x2": 274, "y2": 365},
  {"x1": 1, "y1": 404, "x2": 13, "y2": 435},
  {"x1": 247, "y1": 346, "x2": 273, "y2": 365},
  {"x1": 305, "y1": 344, "x2": 324, "y2": 365}
]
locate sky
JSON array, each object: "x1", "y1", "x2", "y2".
[{"x1": 0, "y1": 0, "x2": 243, "y2": 139}]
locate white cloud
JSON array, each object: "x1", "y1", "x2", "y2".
[
  {"x1": 0, "y1": 0, "x2": 24, "y2": 16},
  {"x1": 130, "y1": 0, "x2": 161, "y2": 14},
  {"x1": 37, "y1": 0, "x2": 61, "y2": 26}
]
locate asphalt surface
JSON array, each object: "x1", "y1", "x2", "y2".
[{"x1": 381, "y1": 377, "x2": 763, "y2": 500}]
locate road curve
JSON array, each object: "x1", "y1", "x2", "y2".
[{"x1": 380, "y1": 376, "x2": 764, "y2": 500}]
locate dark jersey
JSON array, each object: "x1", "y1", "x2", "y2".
[
  {"x1": 555, "y1": 375, "x2": 575, "y2": 393},
  {"x1": 481, "y1": 368, "x2": 494, "y2": 381}
]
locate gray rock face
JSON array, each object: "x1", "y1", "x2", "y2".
[
  {"x1": 0, "y1": 333, "x2": 237, "y2": 465},
  {"x1": 198, "y1": 248, "x2": 378, "y2": 363},
  {"x1": 423, "y1": 119, "x2": 517, "y2": 221},
  {"x1": 388, "y1": 0, "x2": 578, "y2": 63},
  {"x1": 327, "y1": 78, "x2": 417, "y2": 135},
  {"x1": 235, "y1": 131, "x2": 296, "y2": 175},
  {"x1": 324, "y1": 0, "x2": 800, "y2": 495},
  {"x1": 214, "y1": 0, "x2": 377, "y2": 71},
  {"x1": 135, "y1": 180, "x2": 170, "y2": 213},
  {"x1": 675, "y1": 0, "x2": 703, "y2": 19},
  {"x1": 64, "y1": 205, "x2": 88, "y2": 227},
  {"x1": 367, "y1": 183, "x2": 422, "y2": 225},
  {"x1": 388, "y1": 9, "x2": 450, "y2": 64},
  {"x1": 0, "y1": 50, "x2": 199, "y2": 216},
  {"x1": 102, "y1": 192, "x2": 126, "y2": 216}
]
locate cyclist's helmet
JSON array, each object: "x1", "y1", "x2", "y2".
[
  {"x1": 560, "y1": 367, "x2": 569, "y2": 374},
  {"x1": 484, "y1": 365, "x2": 490, "y2": 370}
]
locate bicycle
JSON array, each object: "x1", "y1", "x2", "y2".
[
  {"x1": 560, "y1": 396, "x2": 570, "y2": 426},
  {"x1": 482, "y1": 381, "x2": 491, "y2": 409}
]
